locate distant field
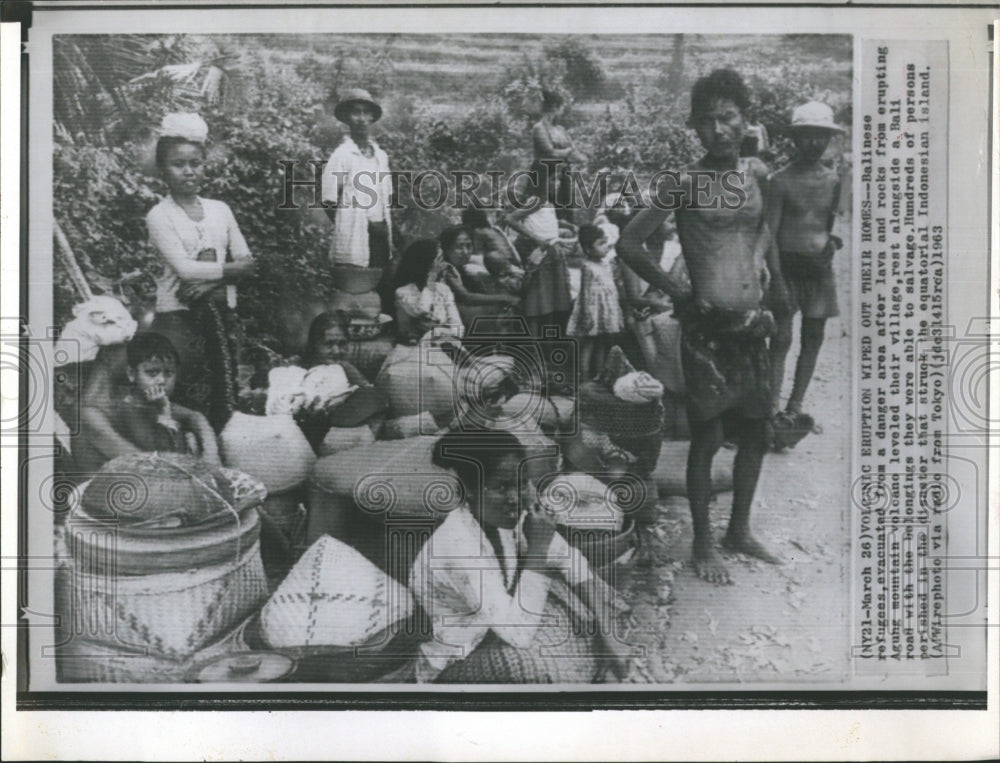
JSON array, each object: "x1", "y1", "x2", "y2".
[{"x1": 253, "y1": 33, "x2": 852, "y2": 112}]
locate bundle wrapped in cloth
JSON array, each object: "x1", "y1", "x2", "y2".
[
  {"x1": 260, "y1": 534, "x2": 414, "y2": 650},
  {"x1": 220, "y1": 411, "x2": 317, "y2": 494}
]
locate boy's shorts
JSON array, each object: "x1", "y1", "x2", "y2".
[{"x1": 781, "y1": 255, "x2": 840, "y2": 319}]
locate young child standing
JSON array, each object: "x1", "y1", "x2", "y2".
[
  {"x1": 567, "y1": 224, "x2": 626, "y2": 379},
  {"x1": 765, "y1": 101, "x2": 844, "y2": 425},
  {"x1": 76, "y1": 332, "x2": 219, "y2": 474}
]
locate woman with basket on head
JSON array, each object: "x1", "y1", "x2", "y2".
[
  {"x1": 410, "y1": 430, "x2": 630, "y2": 684},
  {"x1": 146, "y1": 113, "x2": 256, "y2": 432}
]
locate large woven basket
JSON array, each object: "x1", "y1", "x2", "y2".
[
  {"x1": 66, "y1": 540, "x2": 268, "y2": 661},
  {"x1": 66, "y1": 473, "x2": 265, "y2": 576},
  {"x1": 55, "y1": 612, "x2": 253, "y2": 684}
]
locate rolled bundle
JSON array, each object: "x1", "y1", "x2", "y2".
[{"x1": 220, "y1": 412, "x2": 317, "y2": 494}]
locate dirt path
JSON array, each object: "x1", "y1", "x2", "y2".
[{"x1": 618, "y1": 217, "x2": 852, "y2": 685}]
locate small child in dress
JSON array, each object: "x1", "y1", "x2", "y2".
[
  {"x1": 76, "y1": 332, "x2": 219, "y2": 473},
  {"x1": 567, "y1": 225, "x2": 627, "y2": 379}
]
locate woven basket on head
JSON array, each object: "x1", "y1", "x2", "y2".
[
  {"x1": 260, "y1": 535, "x2": 414, "y2": 650},
  {"x1": 66, "y1": 540, "x2": 268, "y2": 661}
]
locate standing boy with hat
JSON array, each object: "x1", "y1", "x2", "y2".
[
  {"x1": 765, "y1": 101, "x2": 844, "y2": 432},
  {"x1": 322, "y1": 88, "x2": 394, "y2": 271}
]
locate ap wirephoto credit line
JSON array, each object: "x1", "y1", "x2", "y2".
[{"x1": 1, "y1": 2, "x2": 996, "y2": 761}]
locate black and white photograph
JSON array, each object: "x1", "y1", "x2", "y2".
[{"x1": 2, "y1": 2, "x2": 996, "y2": 760}]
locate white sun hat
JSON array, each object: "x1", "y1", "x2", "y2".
[{"x1": 790, "y1": 101, "x2": 844, "y2": 132}]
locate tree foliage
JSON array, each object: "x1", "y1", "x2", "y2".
[{"x1": 52, "y1": 33, "x2": 850, "y2": 356}]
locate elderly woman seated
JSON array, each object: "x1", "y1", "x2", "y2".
[{"x1": 409, "y1": 429, "x2": 630, "y2": 683}]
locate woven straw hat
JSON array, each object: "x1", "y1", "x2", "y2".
[
  {"x1": 790, "y1": 101, "x2": 844, "y2": 132},
  {"x1": 334, "y1": 88, "x2": 383, "y2": 124}
]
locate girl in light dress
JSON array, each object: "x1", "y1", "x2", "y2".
[
  {"x1": 146, "y1": 112, "x2": 255, "y2": 431},
  {"x1": 566, "y1": 224, "x2": 627, "y2": 379}
]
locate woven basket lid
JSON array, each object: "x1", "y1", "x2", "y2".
[
  {"x1": 81, "y1": 453, "x2": 242, "y2": 529},
  {"x1": 260, "y1": 535, "x2": 413, "y2": 649}
]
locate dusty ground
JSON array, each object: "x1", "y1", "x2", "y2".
[{"x1": 616, "y1": 216, "x2": 852, "y2": 685}]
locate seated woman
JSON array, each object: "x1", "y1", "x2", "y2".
[
  {"x1": 437, "y1": 225, "x2": 521, "y2": 336},
  {"x1": 74, "y1": 332, "x2": 220, "y2": 474},
  {"x1": 392, "y1": 238, "x2": 464, "y2": 342},
  {"x1": 294, "y1": 311, "x2": 388, "y2": 452},
  {"x1": 410, "y1": 430, "x2": 630, "y2": 684}
]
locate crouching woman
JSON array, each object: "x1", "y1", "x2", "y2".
[{"x1": 410, "y1": 430, "x2": 630, "y2": 684}]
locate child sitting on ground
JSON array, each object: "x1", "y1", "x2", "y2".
[{"x1": 75, "y1": 332, "x2": 220, "y2": 473}]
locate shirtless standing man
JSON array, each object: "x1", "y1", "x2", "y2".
[
  {"x1": 618, "y1": 69, "x2": 783, "y2": 584},
  {"x1": 766, "y1": 101, "x2": 844, "y2": 424}
]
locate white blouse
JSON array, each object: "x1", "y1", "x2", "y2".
[
  {"x1": 146, "y1": 196, "x2": 252, "y2": 313},
  {"x1": 409, "y1": 505, "x2": 593, "y2": 683}
]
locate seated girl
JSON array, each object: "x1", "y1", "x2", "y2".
[
  {"x1": 410, "y1": 430, "x2": 630, "y2": 683},
  {"x1": 437, "y1": 225, "x2": 521, "y2": 336},
  {"x1": 294, "y1": 312, "x2": 388, "y2": 452},
  {"x1": 75, "y1": 332, "x2": 220, "y2": 474},
  {"x1": 392, "y1": 238, "x2": 464, "y2": 342}
]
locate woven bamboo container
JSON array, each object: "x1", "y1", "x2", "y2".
[{"x1": 66, "y1": 540, "x2": 268, "y2": 661}]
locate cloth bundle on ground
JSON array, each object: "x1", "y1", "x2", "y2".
[
  {"x1": 220, "y1": 411, "x2": 317, "y2": 494},
  {"x1": 260, "y1": 534, "x2": 414, "y2": 649},
  {"x1": 80, "y1": 453, "x2": 258, "y2": 529},
  {"x1": 54, "y1": 295, "x2": 138, "y2": 366},
  {"x1": 376, "y1": 345, "x2": 516, "y2": 424},
  {"x1": 318, "y1": 424, "x2": 376, "y2": 456},
  {"x1": 376, "y1": 341, "x2": 458, "y2": 421},
  {"x1": 307, "y1": 430, "x2": 560, "y2": 541},
  {"x1": 498, "y1": 394, "x2": 575, "y2": 434}
]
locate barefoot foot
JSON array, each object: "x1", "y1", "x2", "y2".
[
  {"x1": 721, "y1": 533, "x2": 783, "y2": 564},
  {"x1": 692, "y1": 545, "x2": 732, "y2": 585}
]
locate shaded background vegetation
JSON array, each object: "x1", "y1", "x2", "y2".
[{"x1": 53, "y1": 33, "x2": 852, "y2": 353}]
